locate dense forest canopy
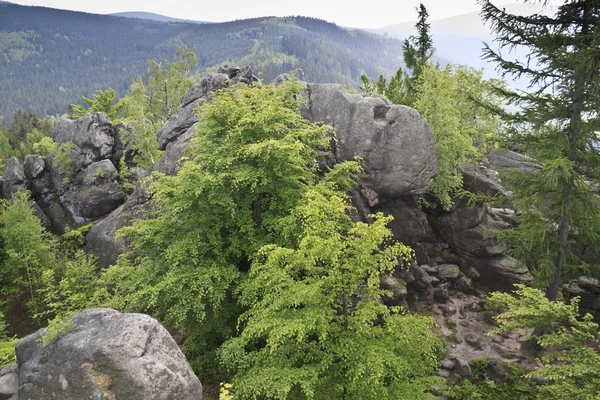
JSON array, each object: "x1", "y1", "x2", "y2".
[{"x1": 0, "y1": 2, "x2": 405, "y2": 121}]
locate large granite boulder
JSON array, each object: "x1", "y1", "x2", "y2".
[
  {"x1": 0, "y1": 114, "x2": 128, "y2": 234},
  {"x1": 303, "y1": 84, "x2": 437, "y2": 197},
  {"x1": 16, "y1": 308, "x2": 202, "y2": 400}
]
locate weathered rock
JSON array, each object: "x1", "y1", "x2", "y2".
[
  {"x1": 84, "y1": 184, "x2": 152, "y2": 268},
  {"x1": 488, "y1": 149, "x2": 538, "y2": 172},
  {"x1": 563, "y1": 276, "x2": 600, "y2": 322},
  {"x1": 156, "y1": 99, "x2": 202, "y2": 151},
  {"x1": 16, "y1": 308, "x2": 202, "y2": 400},
  {"x1": 454, "y1": 358, "x2": 473, "y2": 379},
  {"x1": 2, "y1": 157, "x2": 26, "y2": 198},
  {"x1": 402, "y1": 264, "x2": 434, "y2": 303},
  {"x1": 23, "y1": 155, "x2": 45, "y2": 180},
  {"x1": 434, "y1": 283, "x2": 450, "y2": 302},
  {"x1": 73, "y1": 160, "x2": 118, "y2": 185},
  {"x1": 456, "y1": 275, "x2": 477, "y2": 295},
  {"x1": 380, "y1": 273, "x2": 408, "y2": 307},
  {"x1": 304, "y1": 84, "x2": 436, "y2": 197},
  {"x1": 460, "y1": 162, "x2": 505, "y2": 197},
  {"x1": 61, "y1": 182, "x2": 126, "y2": 222},
  {"x1": 217, "y1": 64, "x2": 257, "y2": 84},
  {"x1": 182, "y1": 73, "x2": 229, "y2": 107},
  {"x1": 35, "y1": 192, "x2": 76, "y2": 234},
  {"x1": 0, "y1": 364, "x2": 18, "y2": 400},
  {"x1": 476, "y1": 255, "x2": 534, "y2": 291},
  {"x1": 464, "y1": 333, "x2": 483, "y2": 349},
  {"x1": 486, "y1": 359, "x2": 509, "y2": 382},
  {"x1": 441, "y1": 358, "x2": 455, "y2": 370},
  {"x1": 376, "y1": 195, "x2": 435, "y2": 246},
  {"x1": 438, "y1": 264, "x2": 461, "y2": 281},
  {"x1": 53, "y1": 113, "x2": 117, "y2": 172}
]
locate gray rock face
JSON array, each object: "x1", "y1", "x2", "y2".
[
  {"x1": 0, "y1": 364, "x2": 18, "y2": 400},
  {"x1": 23, "y1": 155, "x2": 45, "y2": 180},
  {"x1": 380, "y1": 273, "x2": 408, "y2": 308},
  {"x1": 156, "y1": 100, "x2": 202, "y2": 151},
  {"x1": 181, "y1": 74, "x2": 229, "y2": 108},
  {"x1": 54, "y1": 113, "x2": 117, "y2": 172},
  {"x1": 488, "y1": 149, "x2": 538, "y2": 172},
  {"x1": 304, "y1": 84, "x2": 437, "y2": 197},
  {"x1": 0, "y1": 114, "x2": 128, "y2": 234},
  {"x1": 84, "y1": 184, "x2": 152, "y2": 268},
  {"x1": 16, "y1": 308, "x2": 202, "y2": 400},
  {"x1": 2, "y1": 157, "x2": 26, "y2": 198}
]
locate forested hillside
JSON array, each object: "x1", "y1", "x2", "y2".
[{"x1": 0, "y1": 3, "x2": 403, "y2": 121}]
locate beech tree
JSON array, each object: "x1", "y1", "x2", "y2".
[
  {"x1": 480, "y1": 0, "x2": 600, "y2": 300},
  {"x1": 220, "y1": 184, "x2": 444, "y2": 399}
]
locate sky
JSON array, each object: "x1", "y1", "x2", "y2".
[{"x1": 4, "y1": 0, "x2": 560, "y2": 29}]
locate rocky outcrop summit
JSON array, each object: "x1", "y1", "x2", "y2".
[
  {"x1": 302, "y1": 84, "x2": 436, "y2": 197},
  {"x1": 13, "y1": 308, "x2": 202, "y2": 400},
  {"x1": 1, "y1": 113, "x2": 126, "y2": 234}
]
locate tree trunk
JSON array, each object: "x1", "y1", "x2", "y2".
[{"x1": 546, "y1": 213, "x2": 569, "y2": 301}]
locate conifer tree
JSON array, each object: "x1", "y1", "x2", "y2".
[
  {"x1": 360, "y1": 3, "x2": 434, "y2": 106},
  {"x1": 402, "y1": 3, "x2": 435, "y2": 103},
  {"x1": 480, "y1": 0, "x2": 600, "y2": 300}
]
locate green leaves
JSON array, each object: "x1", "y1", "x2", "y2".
[
  {"x1": 488, "y1": 285, "x2": 600, "y2": 399},
  {"x1": 69, "y1": 88, "x2": 125, "y2": 121},
  {"x1": 414, "y1": 65, "x2": 500, "y2": 209},
  {"x1": 220, "y1": 184, "x2": 441, "y2": 399}
]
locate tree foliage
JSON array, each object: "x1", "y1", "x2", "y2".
[
  {"x1": 489, "y1": 285, "x2": 600, "y2": 399},
  {"x1": 68, "y1": 88, "x2": 125, "y2": 121},
  {"x1": 413, "y1": 65, "x2": 500, "y2": 209},
  {"x1": 220, "y1": 186, "x2": 443, "y2": 399},
  {"x1": 0, "y1": 191, "x2": 52, "y2": 300},
  {"x1": 480, "y1": 0, "x2": 600, "y2": 299}
]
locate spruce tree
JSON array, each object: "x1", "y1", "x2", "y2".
[
  {"x1": 360, "y1": 3, "x2": 434, "y2": 106},
  {"x1": 480, "y1": 0, "x2": 600, "y2": 300},
  {"x1": 402, "y1": 3, "x2": 435, "y2": 103}
]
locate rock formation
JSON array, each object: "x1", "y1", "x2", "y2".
[
  {"x1": 1, "y1": 113, "x2": 127, "y2": 234},
  {"x1": 15, "y1": 308, "x2": 202, "y2": 400}
]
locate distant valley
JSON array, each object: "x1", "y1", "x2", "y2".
[{"x1": 0, "y1": 2, "x2": 404, "y2": 121}]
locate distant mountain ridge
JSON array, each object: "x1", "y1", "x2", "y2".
[
  {"x1": 0, "y1": 2, "x2": 405, "y2": 121},
  {"x1": 109, "y1": 11, "x2": 210, "y2": 24}
]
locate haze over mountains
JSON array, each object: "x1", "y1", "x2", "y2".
[
  {"x1": 372, "y1": 2, "x2": 550, "y2": 81},
  {"x1": 109, "y1": 11, "x2": 210, "y2": 24},
  {"x1": 0, "y1": 1, "x2": 539, "y2": 121},
  {"x1": 0, "y1": 2, "x2": 406, "y2": 121}
]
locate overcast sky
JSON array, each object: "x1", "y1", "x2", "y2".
[{"x1": 5, "y1": 0, "x2": 561, "y2": 29}]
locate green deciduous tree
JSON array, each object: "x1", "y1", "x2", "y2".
[
  {"x1": 414, "y1": 65, "x2": 501, "y2": 209},
  {"x1": 220, "y1": 184, "x2": 444, "y2": 399},
  {"x1": 68, "y1": 88, "x2": 125, "y2": 121},
  {"x1": 0, "y1": 191, "x2": 52, "y2": 300},
  {"x1": 146, "y1": 46, "x2": 198, "y2": 124},
  {"x1": 489, "y1": 285, "x2": 600, "y2": 399},
  {"x1": 101, "y1": 79, "x2": 336, "y2": 379},
  {"x1": 480, "y1": 0, "x2": 600, "y2": 300}
]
